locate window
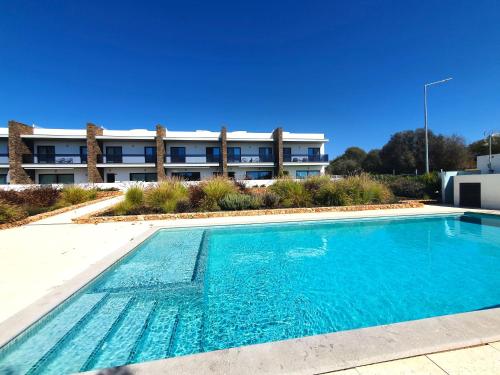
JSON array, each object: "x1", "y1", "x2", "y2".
[
  {"x1": 308, "y1": 148, "x2": 320, "y2": 162},
  {"x1": 39, "y1": 174, "x2": 74, "y2": 184},
  {"x1": 144, "y1": 147, "x2": 157, "y2": 163},
  {"x1": 130, "y1": 173, "x2": 157, "y2": 182},
  {"x1": 245, "y1": 171, "x2": 272, "y2": 180},
  {"x1": 206, "y1": 147, "x2": 221, "y2": 163},
  {"x1": 106, "y1": 147, "x2": 123, "y2": 163},
  {"x1": 170, "y1": 147, "x2": 186, "y2": 163},
  {"x1": 296, "y1": 170, "x2": 320, "y2": 179},
  {"x1": 228, "y1": 171, "x2": 235, "y2": 179},
  {"x1": 227, "y1": 147, "x2": 241, "y2": 162},
  {"x1": 0, "y1": 174, "x2": 6, "y2": 184},
  {"x1": 80, "y1": 146, "x2": 87, "y2": 163},
  {"x1": 37, "y1": 146, "x2": 55, "y2": 164},
  {"x1": 283, "y1": 147, "x2": 291, "y2": 162},
  {"x1": 172, "y1": 171, "x2": 200, "y2": 181},
  {"x1": 259, "y1": 147, "x2": 273, "y2": 162}
]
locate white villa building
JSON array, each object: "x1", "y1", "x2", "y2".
[{"x1": 1, "y1": 121, "x2": 329, "y2": 184}]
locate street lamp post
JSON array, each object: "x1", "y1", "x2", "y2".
[{"x1": 423, "y1": 77, "x2": 453, "y2": 174}]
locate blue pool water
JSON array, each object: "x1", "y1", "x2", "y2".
[{"x1": 1, "y1": 214, "x2": 500, "y2": 374}]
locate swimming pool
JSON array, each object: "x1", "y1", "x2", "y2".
[{"x1": 1, "y1": 214, "x2": 500, "y2": 374}]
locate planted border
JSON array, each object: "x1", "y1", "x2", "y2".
[
  {"x1": 0, "y1": 192, "x2": 121, "y2": 230},
  {"x1": 73, "y1": 201, "x2": 424, "y2": 224}
]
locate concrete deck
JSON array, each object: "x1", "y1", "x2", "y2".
[{"x1": 1, "y1": 203, "x2": 499, "y2": 374}]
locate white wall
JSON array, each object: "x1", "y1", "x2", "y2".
[
  {"x1": 284, "y1": 165, "x2": 324, "y2": 178},
  {"x1": 35, "y1": 168, "x2": 88, "y2": 184},
  {"x1": 102, "y1": 167, "x2": 157, "y2": 182},
  {"x1": 165, "y1": 167, "x2": 219, "y2": 180},
  {"x1": 477, "y1": 154, "x2": 500, "y2": 173},
  {"x1": 226, "y1": 142, "x2": 273, "y2": 156},
  {"x1": 453, "y1": 174, "x2": 500, "y2": 209},
  {"x1": 282, "y1": 142, "x2": 325, "y2": 155}
]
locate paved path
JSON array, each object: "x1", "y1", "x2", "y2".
[
  {"x1": 29, "y1": 195, "x2": 123, "y2": 225},
  {"x1": 330, "y1": 342, "x2": 500, "y2": 374}
]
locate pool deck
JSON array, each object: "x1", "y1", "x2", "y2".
[{"x1": 1, "y1": 202, "x2": 500, "y2": 374}]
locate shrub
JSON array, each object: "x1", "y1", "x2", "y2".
[
  {"x1": 261, "y1": 191, "x2": 280, "y2": 208},
  {"x1": 59, "y1": 186, "x2": 97, "y2": 205},
  {"x1": 373, "y1": 173, "x2": 440, "y2": 199},
  {"x1": 113, "y1": 200, "x2": 133, "y2": 215},
  {"x1": 303, "y1": 175, "x2": 333, "y2": 195},
  {"x1": 268, "y1": 178, "x2": 311, "y2": 208},
  {"x1": 219, "y1": 193, "x2": 261, "y2": 211},
  {"x1": 313, "y1": 174, "x2": 393, "y2": 206},
  {"x1": 188, "y1": 184, "x2": 204, "y2": 209},
  {"x1": 0, "y1": 187, "x2": 61, "y2": 208},
  {"x1": 198, "y1": 177, "x2": 238, "y2": 211},
  {"x1": 315, "y1": 183, "x2": 351, "y2": 206},
  {"x1": 125, "y1": 186, "x2": 144, "y2": 207},
  {"x1": 144, "y1": 179, "x2": 188, "y2": 213},
  {"x1": 0, "y1": 201, "x2": 28, "y2": 224}
]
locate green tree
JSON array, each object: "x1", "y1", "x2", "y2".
[
  {"x1": 362, "y1": 149, "x2": 383, "y2": 173},
  {"x1": 326, "y1": 147, "x2": 366, "y2": 175}
]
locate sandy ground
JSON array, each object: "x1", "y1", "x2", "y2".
[{"x1": 0, "y1": 203, "x2": 466, "y2": 324}]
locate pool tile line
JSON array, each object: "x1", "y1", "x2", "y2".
[
  {"x1": 80, "y1": 296, "x2": 137, "y2": 372},
  {"x1": 424, "y1": 353, "x2": 452, "y2": 375},
  {"x1": 191, "y1": 229, "x2": 208, "y2": 282},
  {"x1": 126, "y1": 300, "x2": 159, "y2": 364},
  {"x1": 26, "y1": 293, "x2": 111, "y2": 375}
]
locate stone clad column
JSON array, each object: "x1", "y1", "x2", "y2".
[
  {"x1": 156, "y1": 124, "x2": 167, "y2": 181},
  {"x1": 8, "y1": 120, "x2": 34, "y2": 184},
  {"x1": 86, "y1": 123, "x2": 104, "y2": 183},
  {"x1": 220, "y1": 126, "x2": 228, "y2": 177},
  {"x1": 272, "y1": 127, "x2": 284, "y2": 177}
]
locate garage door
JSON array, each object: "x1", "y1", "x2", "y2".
[{"x1": 459, "y1": 183, "x2": 481, "y2": 208}]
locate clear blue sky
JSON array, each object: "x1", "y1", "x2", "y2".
[{"x1": 1, "y1": 1, "x2": 499, "y2": 157}]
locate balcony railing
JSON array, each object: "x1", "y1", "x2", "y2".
[
  {"x1": 0, "y1": 154, "x2": 8, "y2": 164},
  {"x1": 23, "y1": 154, "x2": 87, "y2": 164},
  {"x1": 284, "y1": 154, "x2": 329, "y2": 163},
  {"x1": 98, "y1": 154, "x2": 156, "y2": 164},
  {"x1": 228, "y1": 154, "x2": 274, "y2": 163},
  {"x1": 165, "y1": 154, "x2": 221, "y2": 164}
]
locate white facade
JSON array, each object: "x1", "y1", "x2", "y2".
[
  {"x1": 0, "y1": 125, "x2": 329, "y2": 184},
  {"x1": 453, "y1": 174, "x2": 500, "y2": 209},
  {"x1": 477, "y1": 153, "x2": 500, "y2": 174}
]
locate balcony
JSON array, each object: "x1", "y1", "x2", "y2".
[
  {"x1": 284, "y1": 154, "x2": 329, "y2": 163},
  {"x1": 22, "y1": 154, "x2": 87, "y2": 164},
  {"x1": 228, "y1": 154, "x2": 274, "y2": 163},
  {"x1": 0, "y1": 154, "x2": 8, "y2": 164},
  {"x1": 165, "y1": 154, "x2": 221, "y2": 164},
  {"x1": 98, "y1": 154, "x2": 156, "y2": 164}
]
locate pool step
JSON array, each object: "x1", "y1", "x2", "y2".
[
  {"x1": 0, "y1": 292, "x2": 107, "y2": 375},
  {"x1": 131, "y1": 303, "x2": 179, "y2": 364},
  {"x1": 95, "y1": 229, "x2": 206, "y2": 291},
  {"x1": 86, "y1": 299, "x2": 157, "y2": 371},
  {"x1": 36, "y1": 295, "x2": 133, "y2": 375}
]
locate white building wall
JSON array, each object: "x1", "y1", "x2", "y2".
[
  {"x1": 226, "y1": 142, "x2": 273, "y2": 156},
  {"x1": 453, "y1": 174, "x2": 500, "y2": 209},
  {"x1": 165, "y1": 167, "x2": 218, "y2": 180},
  {"x1": 477, "y1": 154, "x2": 500, "y2": 173},
  {"x1": 32, "y1": 140, "x2": 86, "y2": 154},
  {"x1": 35, "y1": 168, "x2": 88, "y2": 184},
  {"x1": 102, "y1": 167, "x2": 157, "y2": 182},
  {"x1": 284, "y1": 165, "x2": 324, "y2": 178},
  {"x1": 282, "y1": 142, "x2": 325, "y2": 155}
]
